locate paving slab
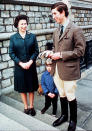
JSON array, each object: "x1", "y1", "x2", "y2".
[
  {"x1": 76, "y1": 73, "x2": 92, "y2": 109},
  {"x1": 82, "y1": 112, "x2": 92, "y2": 130}
]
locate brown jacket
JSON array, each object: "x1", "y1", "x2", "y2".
[{"x1": 51, "y1": 21, "x2": 86, "y2": 81}]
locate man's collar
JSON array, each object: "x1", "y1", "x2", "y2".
[{"x1": 63, "y1": 18, "x2": 69, "y2": 28}]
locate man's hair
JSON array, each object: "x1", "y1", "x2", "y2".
[
  {"x1": 14, "y1": 15, "x2": 29, "y2": 28},
  {"x1": 51, "y1": 2, "x2": 69, "y2": 17}
]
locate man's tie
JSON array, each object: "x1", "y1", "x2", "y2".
[{"x1": 59, "y1": 25, "x2": 63, "y2": 39}]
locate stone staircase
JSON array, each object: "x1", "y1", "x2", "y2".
[
  {"x1": 0, "y1": 113, "x2": 30, "y2": 131},
  {"x1": 0, "y1": 95, "x2": 85, "y2": 131}
]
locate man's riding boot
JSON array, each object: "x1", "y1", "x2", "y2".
[
  {"x1": 53, "y1": 97, "x2": 68, "y2": 127},
  {"x1": 68, "y1": 99, "x2": 77, "y2": 131}
]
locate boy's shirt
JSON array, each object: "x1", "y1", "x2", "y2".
[{"x1": 41, "y1": 71, "x2": 58, "y2": 95}]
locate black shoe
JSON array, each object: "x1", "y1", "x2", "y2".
[
  {"x1": 52, "y1": 112, "x2": 56, "y2": 117},
  {"x1": 24, "y1": 109, "x2": 29, "y2": 115},
  {"x1": 53, "y1": 115, "x2": 68, "y2": 127},
  {"x1": 52, "y1": 111, "x2": 56, "y2": 116},
  {"x1": 29, "y1": 108, "x2": 36, "y2": 116},
  {"x1": 68, "y1": 121, "x2": 76, "y2": 131},
  {"x1": 41, "y1": 107, "x2": 47, "y2": 114}
]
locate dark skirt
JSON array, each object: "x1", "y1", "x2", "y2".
[{"x1": 14, "y1": 62, "x2": 39, "y2": 93}]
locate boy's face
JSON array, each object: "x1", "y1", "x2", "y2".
[{"x1": 46, "y1": 65, "x2": 51, "y2": 72}]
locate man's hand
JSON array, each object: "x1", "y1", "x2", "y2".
[
  {"x1": 50, "y1": 52, "x2": 62, "y2": 60},
  {"x1": 39, "y1": 50, "x2": 53, "y2": 59}
]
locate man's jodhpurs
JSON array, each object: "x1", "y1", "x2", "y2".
[{"x1": 53, "y1": 65, "x2": 77, "y2": 101}]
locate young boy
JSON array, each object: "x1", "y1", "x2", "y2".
[{"x1": 41, "y1": 58, "x2": 58, "y2": 116}]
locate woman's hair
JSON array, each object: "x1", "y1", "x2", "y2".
[
  {"x1": 14, "y1": 15, "x2": 29, "y2": 28},
  {"x1": 51, "y1": 2, "x2": 69, "y2": 17}
]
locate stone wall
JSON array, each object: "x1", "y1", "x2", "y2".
[
  {"x1": 0, "y1": 2, "x2": 58, "y2": 33},
  {"x1": 0, "y1": 33, "x2": 53, "y2": 86},
  {"x1": 0, "y1": 0, "x2": 92, "y2": 94},
  {"x1": 0, "y1": 30, "x2": 55, "y2": 94},
  {"x1": 0, "y1": 0, "x2": 58, "y2": 94},
  {"x1": 70, "y1": 0, "x2": 92, "y2": 41}
]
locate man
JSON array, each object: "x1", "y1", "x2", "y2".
[{"x1": 48, "y1": 2, "x2": 86, "y2": 131}]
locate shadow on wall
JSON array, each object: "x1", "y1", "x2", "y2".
[
  {"x1": 46, "y1": 42, "x2": 53, "y2": 50},
  {"x1": 80, "y1": 40, "x2": 92, "y2": 69}
]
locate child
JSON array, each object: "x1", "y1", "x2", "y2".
[{"x1": 41, "y1": 58, "x2": 58, "y2": 116}]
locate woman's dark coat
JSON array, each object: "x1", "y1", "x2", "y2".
[{"x1": 9, "y1": 32, "x2": 39, "y2": 93}]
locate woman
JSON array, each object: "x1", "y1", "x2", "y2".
[{"x1": 9, "y1": 15, "x2": 39, "y2": 116}]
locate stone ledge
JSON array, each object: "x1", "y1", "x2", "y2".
[
  {"x1": 0, "y1": 25, "x2": 92, "y2": 41},
  {"x1": 80, "y1": 25, "x2": 92, "y2": 29},
  {"x1": 1, "y1": 85, "x2": 14, "y2": 95},
  {"x1": 70, "y1": 0, "x2": 92, "y2": 9},
  {"x1": 0, "y1": 28, "x2": 56, "y2": 40},
  {"x1": 0, "y1": 0, "x2": 53, "y2": 7}
]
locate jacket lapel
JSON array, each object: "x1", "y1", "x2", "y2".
[
  {"x1": 56, "y1": 29, "x2": 60, "y2": 40},
  {"x1": 25, "y1": 32, "x2": 31, "y2": 39},
  {"x1": 16, "y1": 32, "x2": 22, "y2": 39},
  {"x1": 58, "y1": 21, "x2": 72, "y2": 42}
]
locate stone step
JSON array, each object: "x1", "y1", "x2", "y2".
[
  {"x1": 0, "y1": 101, "x2": 59, "y2": 131},
  {"x1": 0, "y1": 113, "x2": 30, "y2": 131},
  {"x1": 1, "y1": 95, "x2": 85, "y2": 131}
]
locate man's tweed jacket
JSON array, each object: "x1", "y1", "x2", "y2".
[{"x1": 51, "y1": 21, "x2": 86, "y2": 81}]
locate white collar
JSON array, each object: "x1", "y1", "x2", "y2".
[{"x1": 62, "y1": 18, "x2": 69, "y2": 32}]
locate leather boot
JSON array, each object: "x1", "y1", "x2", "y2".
[
  {"x1": 53, "y1": 97, "x2": 68, "y2": 127},
  {"x1": 68, "y1": 99, "x2": 77, "y2": 131}
]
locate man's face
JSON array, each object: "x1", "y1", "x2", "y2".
[{"x1": 51, "y1": 8, "x2": 65, "y2": 24}]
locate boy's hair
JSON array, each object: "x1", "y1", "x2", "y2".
[
  {"x1": 51, "y1": 2, "x2": 69, "y2": 17},
  {"x1": 45, "y1": 58, "x2": 52, "y2": 66}
]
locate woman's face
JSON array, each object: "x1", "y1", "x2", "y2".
[{"x1": 18, "y1": 19, "x2": 27, "y2": 32}]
